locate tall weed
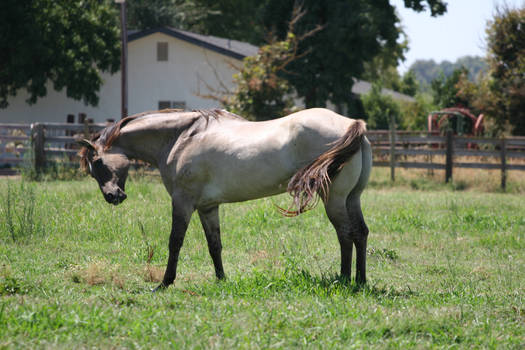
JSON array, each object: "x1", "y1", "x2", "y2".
[{"x1": 1, "y1": 181, "x2": 43, "y2": 242}]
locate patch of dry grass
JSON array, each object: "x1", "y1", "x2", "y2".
[
  {"x1": 70, "y1": 261, "x2": 125, "y2": 288},
  {"x1": 142, "y1": 265, "x2": 164, "y2": 283}
]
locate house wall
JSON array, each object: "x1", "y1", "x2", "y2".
[
  {"x1": 128, "y1": 32, "x2": 238, "y2": 115},
  {"x1": 0, "y1": 32, "x2": 240, "y2": 124}
]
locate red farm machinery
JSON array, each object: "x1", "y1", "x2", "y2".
[{"x1": 428, "y1": 107, "x2": 484, "y2": 136}]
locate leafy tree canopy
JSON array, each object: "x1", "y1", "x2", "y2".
[
  {"x1": 0, "y1": 0, "x2": 121, "y2": 109},
  {"x1": 453, "y1": 5, "x2": 524, "y2": 136},
  {"x1": 401, "y1": 0, "x2": 447, "y2": 16},
  {"x1": 485, "y1": 5, "x2": 525, "y2": 135},
  {"x1": 431, "y1": 67, "x2": 471, "y2": 109},
  {"x1": 126, "y1": 0, "x2": 205, "y2": 30},
  {"x1": 362, "y1": 64, "x2": 419, "y2": 98},
  {"x1": 258, "y1": 0, "x2": 446, "y2": 108}
]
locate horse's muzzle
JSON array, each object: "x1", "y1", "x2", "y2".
[{"x1": 104, "y1": 189, "x2": 127, "y2": 205}]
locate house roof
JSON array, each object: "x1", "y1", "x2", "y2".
[{"x1": 128, "y1": 27, "x2": 259, "y2": 60}]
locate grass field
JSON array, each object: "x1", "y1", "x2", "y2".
[{"x1": 1, "y1": 172, "x2": 524, "y2": 348}]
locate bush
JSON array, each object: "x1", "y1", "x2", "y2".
[
  {"x1": 362, "y1": 83, "x2": 401, "y2": 129},
  {"x1": 399, "y1": 93, "x2": 436, "y2": 130}
]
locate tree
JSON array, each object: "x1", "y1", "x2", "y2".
[
  {"x1": 401, "y1": 0, "x2": 447, "y2": 16},
  {"x1": 126, "y1": 0, "x2": 206, "y2": 30},
  {"x1": 485, "y1": 5, "x2": 525, "y2": 135},
  {"x1": 400, "y1": 70, "x2": 419, "y2": 97},
  {"x1": 362, "y1": 65, "x2": 419, "y2": 97},
  {"x1": 127, "y1": 0, "x2": 181, "y2": 29},
  {"x1": 184, "y1": 0, "x2": 446, "y2": 108},
  {"x1": 260, "y1": 0, "x2": 402, "y2": 108},
  {"x1": 0, "y1": 0, "x2": 120, "y2": 109},
  {"x1": 182, "y1": 0, "x2": 266, "y2": 45},
  {"x1": 431, "y1": 68, "x2": 471, "y2": 109},
  {"x1": 263, "y1": 0, "x2": 447, "y2": 108}
]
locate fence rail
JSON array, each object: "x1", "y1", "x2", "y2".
[
  {"x1": 1, "y1": 122, "x2": 525, "y2": 189},
  {"x1": 0, "y1": 122, "x2": 105, "y2": 175},
  {"x1": 366, "y1": 127, "x2": 525, "y2": 189}
]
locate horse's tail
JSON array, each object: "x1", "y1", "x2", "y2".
[{"x1": 280, "y1": 120, "x2": 367, "y2": 217}]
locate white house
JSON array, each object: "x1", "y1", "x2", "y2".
[
  {"x1": 0, "y1": 27, "x2": 413, "y2": 124},
  {"x1": 0, "y1": 27, "x2": 258, "y2": 124}
]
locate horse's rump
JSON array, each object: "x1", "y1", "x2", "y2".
[{"x1": 282, "y1": 120, "x2": 366, "y2": 216}]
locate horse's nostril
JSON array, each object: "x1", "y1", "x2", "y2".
[{"x1": 106, "y1": 193, "x2": 114, "y2": 201}]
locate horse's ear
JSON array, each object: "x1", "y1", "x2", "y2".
[{"x1": 77, "y1": 139, "x2": 97, "y2": 152}]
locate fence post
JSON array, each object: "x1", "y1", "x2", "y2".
[
  {"x1": 31, "y1": 123, "x2": 46, "y2": 174},
  {"x1": 389, "y1": 114, "x2": 396, "y2": 181},
  {"x1": 445, "y1": 130, "x2": 454, "y2": 183},
  {"x1": 500, "y1": 138, "x2": 507, "y2": 191}
]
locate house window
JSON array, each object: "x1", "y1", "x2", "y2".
[
  {"x1": 157, "y1": 42, "x2": 168, "y2": 61},
  {"x1": 158, "y1": 101, "x2": 186, "y2": 110},
  {"x1": 158, "y1": 101, "x2": 171, "y2": 110},
  {"x1": 172, "y1": 101, "x2": 186, "y2": 109}
]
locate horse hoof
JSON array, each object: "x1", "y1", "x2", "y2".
[
  {"x1": 151, "y1": 283, "x2": 167, "y2": 293},
  {"x1": 355, "y1": 278, "x2": 367, "y2": 286}
]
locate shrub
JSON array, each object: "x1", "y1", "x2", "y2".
[{"x1": 362, "y1": 83, "x2": 401, "y2": 129}]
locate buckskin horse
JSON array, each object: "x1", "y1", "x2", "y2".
[{"x1": 78, "y1": 108, "x2": 372, "y2": 291}]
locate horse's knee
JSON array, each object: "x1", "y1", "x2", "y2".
[
  {"x1": 169, "y1": 235, "x2": 185, "y2": 251},
  {"x1": 362, "y1": 221, "x2": 369, "y2": 237},
  {"x1": 351, "y1": 224, "x2": 368, "y2": 241},
  {"x1": 336, "y1": 230, "x2": 353, "y2": 247}
]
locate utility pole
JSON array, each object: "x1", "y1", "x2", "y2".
[{"x1": 115, "y1": 0, "x2": 128, "y2": 119}]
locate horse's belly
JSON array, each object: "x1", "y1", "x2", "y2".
[{"x1": 201, "y1": 165, "x2": 293, "y2": 205}]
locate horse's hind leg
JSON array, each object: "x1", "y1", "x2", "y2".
[
  {"x1": 346, "y1": 196, "x2": 369, "y2": 284},
  {"x1": 323, "y1": 153, "x2": 361, "y2": 280},
  {"x1": 326, "y1": 195, "x2": 369, "y2": 283},
  {"x1": 324, "y1": 144, "x2": 370, "y2": 283},
  {"x1": 325, "y1": 198, "x2": 354, "y2": 280},
  {"x1": 198, "y1": 206, "x2": 225, "y2": 279},
  {"x1": 346, "y1": 138, "x2": 371, "y2": 284}
]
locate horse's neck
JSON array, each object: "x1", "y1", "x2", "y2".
[{"x1": 114, "y1": 114, "x2": 197, "y2": 166}]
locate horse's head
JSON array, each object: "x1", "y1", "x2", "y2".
[{"x1": 78, "y1": 139, "x2": 130, "y2": 205}]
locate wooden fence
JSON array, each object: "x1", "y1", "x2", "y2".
[
  {"x1": 366, "y1": 129, "x2": 525, "y2": 189},
  {"x1": 0, "y1": 122, "x2": 105, "y2": 175},
  {"x1": 1, "y1": 122, "x2": 525, "y2": 189}
]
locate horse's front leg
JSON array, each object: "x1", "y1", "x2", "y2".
[
  {"x1": 198, "y1": 206, "x2": 225, "y2": 279},
  {"x1": 154, "y1": 198, "x2": 193, "y2": 291}
]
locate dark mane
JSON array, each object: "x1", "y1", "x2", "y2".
[{"x1": 79, "y1": 109, "x2": 245, "y2": 170}]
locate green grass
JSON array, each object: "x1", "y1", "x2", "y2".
[{"x1": 0, "y1": 176, "x2": 524, "y2": 348}]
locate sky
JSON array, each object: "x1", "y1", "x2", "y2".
[{"x1": 391, "y1": 0, "x2": 524, "y2": 73}]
